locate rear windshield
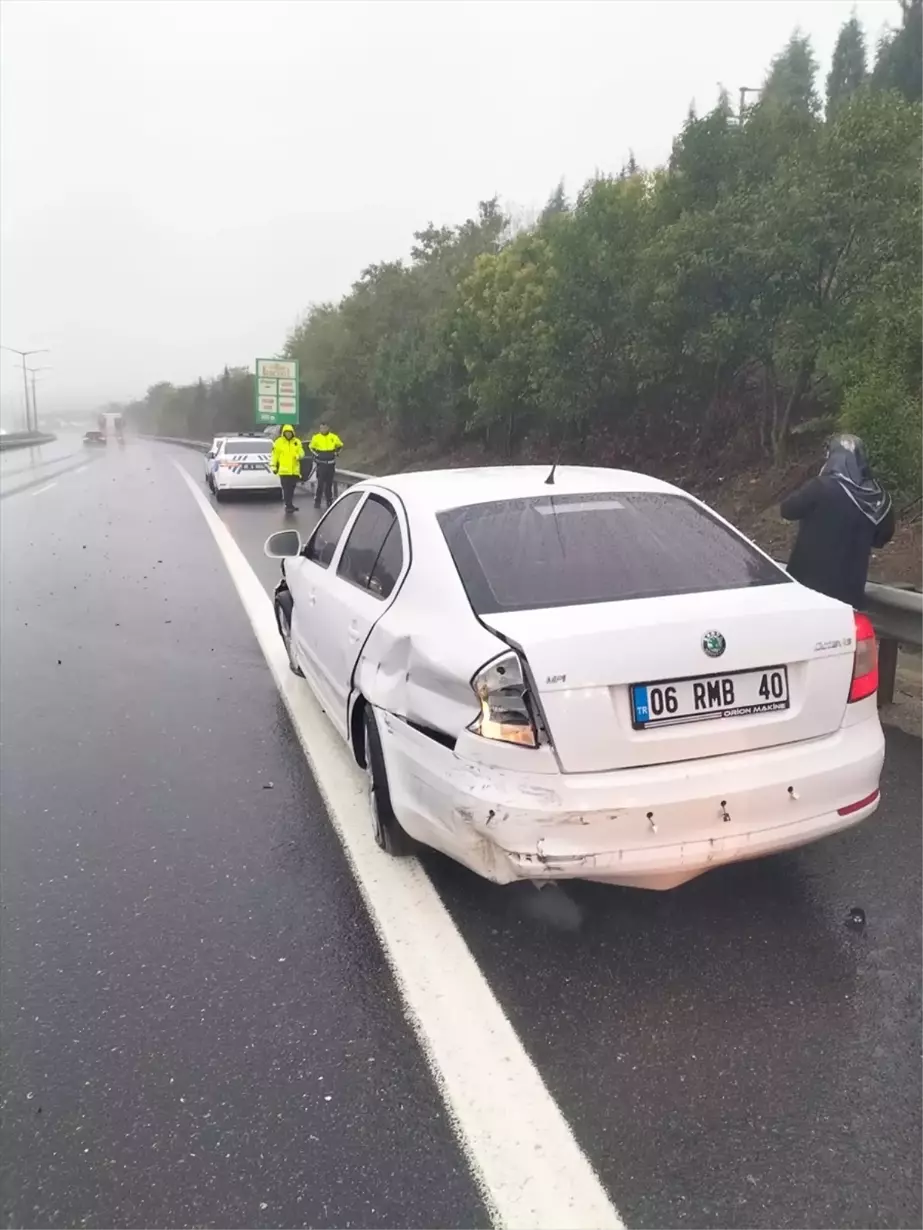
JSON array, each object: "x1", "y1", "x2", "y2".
[
  {"x1": 225, "y1": 439, "x2": 270, "y2": 454},
  {"x1": 438, "y1": 492, "x2": 788, "y2": 614}
]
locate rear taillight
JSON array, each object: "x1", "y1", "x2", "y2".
[
  {"x1": 848, "y1": 612, "x2": 878, "y2": 703},
  {"x1": 469, "y1": 651, "x2": 539, "y2": 748}
]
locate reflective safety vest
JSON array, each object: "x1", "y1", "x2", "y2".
[
  {"x1": 271, "y1": 434, "x2": 305, "y2": 477},
  {"x1": 309, "y1": 431, "x2": 343, "y2": 458}
]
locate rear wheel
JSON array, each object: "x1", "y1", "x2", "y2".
[
  {"x1": 214, "y1": 487, "x2": 227, "y2": 503},
  {"x1": 364, "y1": 707, "x2": 412, "y2": 856},
  {"x1": 275, "y1": 595, "x2": 303, "y2": 677}
]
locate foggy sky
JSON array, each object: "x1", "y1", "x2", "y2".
[{"x1": 0, "y1": 0, "x2": 899, "y2": 422}]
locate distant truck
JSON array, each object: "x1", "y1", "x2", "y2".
[{"x1": 96, "y1": 412, "x2": 124, "y2": 441}]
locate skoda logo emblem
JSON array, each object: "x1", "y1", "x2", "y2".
[{"x1": 702, "y1": 630, "x2": 726, "y2": 658}]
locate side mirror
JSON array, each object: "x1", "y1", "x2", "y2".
[{"x1": 264, "y1": 529, "x2": 303, "y2": 559}]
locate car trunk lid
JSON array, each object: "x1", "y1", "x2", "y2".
[{"x1": 483, "y1": 585, "x2": 856, "y2": 772}]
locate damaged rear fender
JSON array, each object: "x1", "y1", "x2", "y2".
[{"x1": 354, "y1": 619, "x2": 502, "y2": 748}]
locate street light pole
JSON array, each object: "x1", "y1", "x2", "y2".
[
  {"x1": 27, "y1": 366, "x2": 52, "y2": 434},
  {"x1": 22, "y1": 361, "x2": 31, "y2": 433},
  {"x1": 0, "y1": 346, "x2": 50, "y2": 433}
]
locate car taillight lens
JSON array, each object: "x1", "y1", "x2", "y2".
[
  {"x1": 848, "y1": 612, "x2": 878, "y2": 702},
  {"x1": 469, "y1": 651, "x2": 539, "y2": 748}
]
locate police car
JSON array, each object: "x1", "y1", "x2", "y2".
[
  {"x1": 209, "y1": 434, "x2": 280, "y2": 502},
  {"x1": 204, "y1": 437, "x2": 227, "y2": 488}
]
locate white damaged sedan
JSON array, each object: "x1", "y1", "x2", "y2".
[{"x1": 264, "y1": 466, "x2": 884, "y2": 890}]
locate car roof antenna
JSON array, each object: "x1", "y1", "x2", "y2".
[{"x1": 544, "y1": 460, "x2": 558, "y2": 486}]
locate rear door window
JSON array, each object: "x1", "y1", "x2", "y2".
[
  {"x1": 337, "y1": 495, "x2": 403, "y2": 599},
  {"x1": 225, "y1": 439, "x2": 271, "y2": 454},
  {"x1": 305, "y1": 492, "x2": 362, "y2": 568},
  {"x1": 368, "y1": 521, "x2": 403, "y2": 599},
  {"x1": 438, "y1": 492, "x2": 788, "y2": 614}
]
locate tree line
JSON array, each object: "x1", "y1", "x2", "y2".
[{"x1": 123, "y1": 6, "x2": 922, "y2": 500}]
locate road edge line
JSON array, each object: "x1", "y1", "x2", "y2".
[{"x1": 174, "y1": 461, "x2": 624, "y2": 1230}]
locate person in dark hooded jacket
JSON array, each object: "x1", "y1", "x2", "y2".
[{"x1": 780, "y1": 433, "x2": 894, "y2": 609}]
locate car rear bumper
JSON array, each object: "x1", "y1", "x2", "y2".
[
  {"x1": 214, "y1": 473, "x2": 281, "y2": 492},
  {"x1": 377, "y1": 706, "x2": 885, "y2": 889}
]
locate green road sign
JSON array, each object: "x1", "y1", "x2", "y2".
[{"x1": 254, "y1": 358, "x2": 300, "y2": 425}]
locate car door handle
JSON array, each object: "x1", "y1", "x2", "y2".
[
  {"x1": 307, "y1": 591, "x2": 316, "y2": 607},
  {"x1": 347, "y1": 622, "x2": 362, "y2": 643}
]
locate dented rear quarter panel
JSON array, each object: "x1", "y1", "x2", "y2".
[{"x1": 352, "y1": 487, "x2": 506, "y2": 740}]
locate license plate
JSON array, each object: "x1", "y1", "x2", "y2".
[{"x1": 631, "y1": 665, "x2": 790, "y2": 729}]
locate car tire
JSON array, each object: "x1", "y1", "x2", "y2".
[
  {"x1": 275, "y1": 593, "x2": 303, "y2": 677},
  {"x1": 364, "y1": 706, "x2": 413, "y2": 857},
  {"x1": 214, "y1": 487, "x2": 226, "y2": 503}
]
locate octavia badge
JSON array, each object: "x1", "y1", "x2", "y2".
[{"x1": 702, "y1": 630, "x2": 726, "y2": 658}]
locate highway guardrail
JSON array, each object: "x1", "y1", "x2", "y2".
[
  {"x1": 864, "y1": 582, "x2": 922, "y2": 704},
  {"x1": 149, "y1": 433, "x2": 921, "y2": 707},
  {"x1": 0, "y1": 431, "x2": 57, "y2": 451}
]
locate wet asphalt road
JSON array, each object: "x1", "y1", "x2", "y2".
[
  {"x1": 0, "y1": 440, "x2": 484, "y2": 1230},
  {"x1": 1, "y1": 436, "x2": 920, "y2": 1229},
  {"x1": 0, "y1": 435, "x2": 95, "y2": 498}
]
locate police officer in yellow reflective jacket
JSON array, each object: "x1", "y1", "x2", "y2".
[
  {"x1": 309, "y1": 422, "x2": 343, "y2": 510},
  {"x1": 271, "y1": 424, "x2": 305, "y2": 513}
]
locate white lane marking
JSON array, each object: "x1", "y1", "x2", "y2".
[
  {"x1": 174, "y1": 461, "x2": 623, "y2": 1230},
  {"x1": 2, "y1": 461, "x2": 92, "y2": 500}
]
